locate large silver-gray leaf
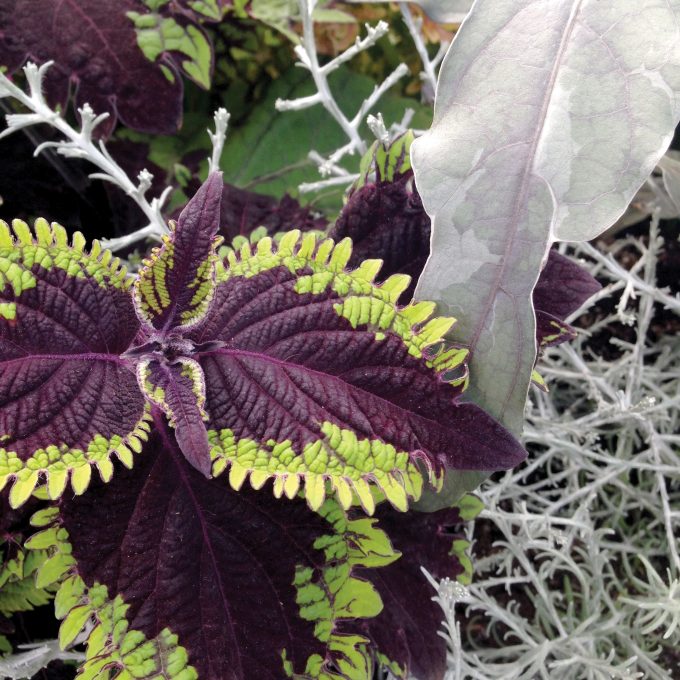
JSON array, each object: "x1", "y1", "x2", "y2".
[
  {"x1": 411, "y1": 0, "x2": 680, "y2": 507},
  {"x1": 658, "y1": 152, "x2": 680, "y2": 213},
  {"x1": 345, "y1": 0, "x2": 473, "y2": 24}
]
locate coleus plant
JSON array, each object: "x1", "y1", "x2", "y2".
[{"x1": 0, "y1": 172, "x2": 525, "y2": 678}]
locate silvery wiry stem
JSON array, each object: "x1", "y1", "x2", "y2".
[
  {"x1": 0, "y1": 61, "x2": 170, "y2": 251},
  {"x1": 275, "y1": 0, "x2": 408, "y2": 191}
]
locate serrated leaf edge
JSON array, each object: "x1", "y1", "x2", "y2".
[
  {"x1": 209, "y1": 423, "x2": 429, "y2": 516},
  {"x1": 0, "y1": 408, "x2": 153, "y2": 509},
  {"x1": 211, "y1": 231, "x2": 473, "y2": 512},
  {"x1": 0, "y1": 217, "x2": 152, "y2": 507},
  {"x1": 284, "y1": 501, "x2": 399, "y2": 679},
  {"x1": 0, "y1": 540, "x2": 57, "y2": 618},
  {"x1": 133, "y1": 220, "x2": 224, "y2": 331},
  {"x1": 0, "y1": 218, "x2": 131, "y2": 290},
  {"x1": 24, "y1": 512, "x2": 198, "y2": 680}
]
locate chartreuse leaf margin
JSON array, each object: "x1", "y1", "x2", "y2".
[
  {"x1": 207, "y1": 230, "x2": 476, "y2": 514},
  {"x1": 25, "y1": 488, "x2": 398, "y2": 679},
  {"x1": 23, "y1": 507, "x2": 197, "y2": 680},
  {"x1": 0, "y1": 218, "x2": 151, "y2": 508},
  {"x1": 285, "y1": 501, "x2": 400, "y2": 680},
  {"x1": 0, "y1": 173, "x2": 525, "y2": 678}
]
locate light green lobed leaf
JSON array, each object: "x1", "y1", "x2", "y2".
[
  {"x1": 0, "y1": 545, "x2": 57, "y2": 617},
  {"x1": 128, "y1": 12, "x2": 212, "y2": 89},
  {"x1": 354, "y1": 130, "x2": 415, "y2": 192},
  {"x1": 187, "y1": 0, "x2": 223, "y2": 21},
  {"x1": 284, "y1": 500, "x2": 399, "y2": 679}
]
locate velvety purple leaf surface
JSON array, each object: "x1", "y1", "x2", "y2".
[
  {"x1": 0, "y1": 0, "x2": 183, "y2": 135},
  {"x1": 0, "y1": 249, "x2": 144, "y2": 463},
  {"x1": 359, "y1": 506, "x2": 468, "y2": 680},
  {"x1": 534, "y1": 310, "x2": 574, "y2": 348},
  {"x1": 134, "y1": 172, "x2": 223, "y2": 332},
  {"x1": 218, "y1": 183, "x2": 327, "y2": 242},
  {"x1": 533, "y1": 251, "x2": 600, "y2": 348},
  {"x1": 59, "y1": 419, "x2": 332, "y2": 680},
  {"x1": 190, "y1": 263, "x2": 525, "y2": 476},
  {"x1": 139, "y1": 358, "x2": 212, "y2": 477},
  {"x1": 533, "y1": 250, "x2": 601, "y2": 325},
  {"x1": 329, "y1": 172, "x2": 430, "y2": 304}
]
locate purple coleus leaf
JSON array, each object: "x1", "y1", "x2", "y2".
[
  {"x1": 177, "y1": 171, "x2": 328, "y2": 244},
  {"x1": 357, "y1": 496, "x2": 482, "y2": 680},
  {"x1": 189, "y1": 232, "x2": 525, "y2": 512},
  {"x1": 58, "y1": 422, "x2": 323, "y2": 679},
  {"x1": 0, "y1": 0, "x2": 184, "y2": 135},
  {"x1": 0, "y1": 173, "x2": 525, "y2": 513},
  {"x1": 0, "y1": 219, "x2": 149, "y2": 507},
  {"x1": 134, "y1": 172, "x2": 224, "y2": 332},
  {"x1": 329, "y1": 172, "x2": 430, "y2": 305},
  {"x1": 1, "y1": 172, "x2": 527, "y2": 678},
  {"x1": 533, "y1": 250, "x2": 602, "y2": 348},
  {"x1": 137, "y1": 358, "x2": 212, "y2": 477},
  {"x1": 56, "y1": 418, "x2": 392, "y2": 679},
  {"x1": 218, "y1": 183, "x2": 328, "y2": 242}
]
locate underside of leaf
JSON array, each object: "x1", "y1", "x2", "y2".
[
  {"x1": 0, "y1": 219, "x2": 150, "y2": 507},
  {"x1": 185, "y1": 231, "x2": 525, "y2": 513}
]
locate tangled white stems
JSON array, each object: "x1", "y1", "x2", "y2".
[
  {"x1": 0, "y1": 61, "x2": 170, "y2": 251},
  {"x1": 399, "y1": 3, "x2": 449, "y2": 103},
  {"x1": 426, "y1": 214, "x2": 680, "y2": 679}
]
